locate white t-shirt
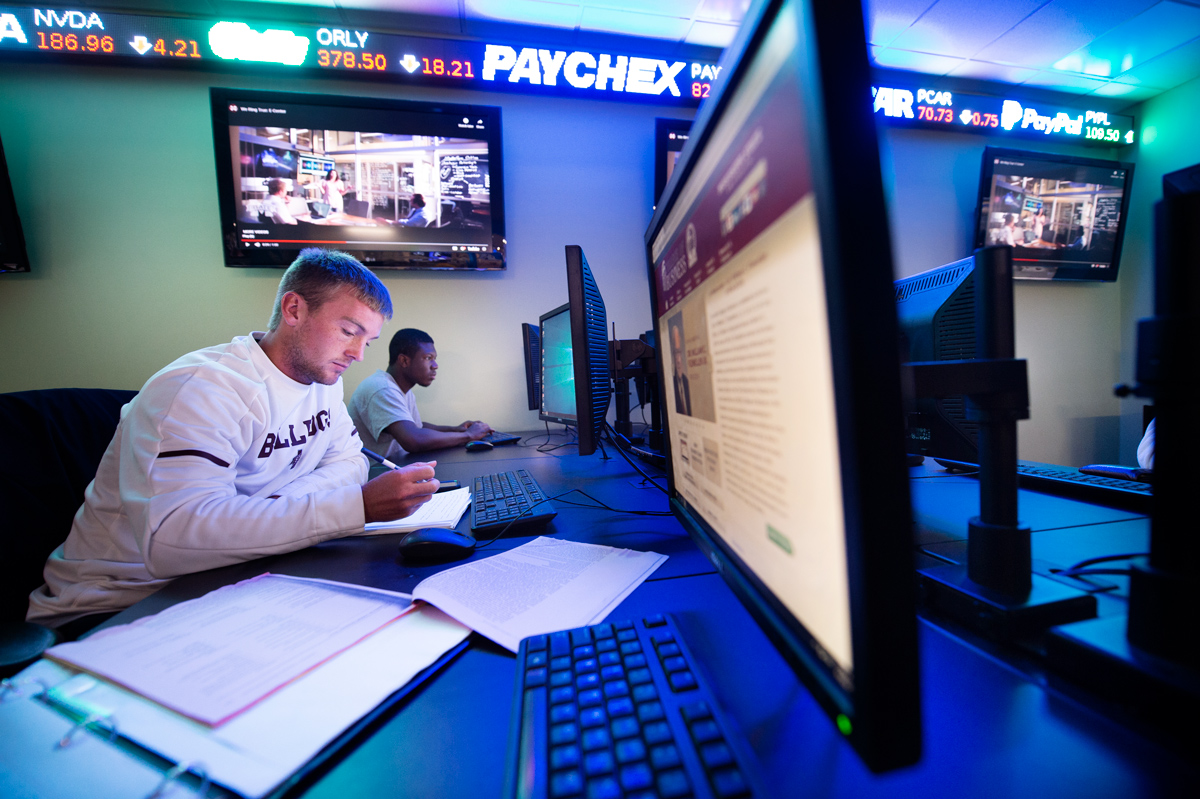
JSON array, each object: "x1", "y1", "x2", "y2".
[
  {"x1": 27, "y1": 334, "x2": 368, "y2": 627},
  {"x1": 347, "y1": 370, "x2": 422, "y2": 461}
]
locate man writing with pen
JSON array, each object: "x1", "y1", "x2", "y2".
[{"x1": 28, "y1": 249, "x2": 440, "y2": 637}]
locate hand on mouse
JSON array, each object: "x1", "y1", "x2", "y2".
[{"x1": 362, "y1": 460, "x2": 439, "y2": 523}]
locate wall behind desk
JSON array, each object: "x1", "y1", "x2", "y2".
[{"x1": 0, "y1": 65, "x2": 685, "y2": 432}]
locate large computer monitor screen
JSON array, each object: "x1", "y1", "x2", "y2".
[
  {"x1": 210, "y1": 87, "x2": 506, "y2": 270},
  {"x1": 645, "y1": 0, "x2": 919, "y2": 772},
  {"x1": 539, "y1": 304, "x2": 576, "y2": 426},
  {"x1": 974, "y1": 147, "x2": 1133, "y2": 281}
]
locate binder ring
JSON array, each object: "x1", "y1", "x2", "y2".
[
  {"x1": 145, "y1": 761, "x2": 210, "y2": 799},
  {"x1": 56, "y1": 712, "x2": 117, "y2": 748}
]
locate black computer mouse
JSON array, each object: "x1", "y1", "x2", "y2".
[
  {"x1": 397, "y1": 528, "x2": 477, "y2": 564},
  {"x1": 465, "y1": 439, "x2": 494, "y2": 452}
]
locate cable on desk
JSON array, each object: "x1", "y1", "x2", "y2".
[
  {"x1": 1063, "y1": 552, "x2": 1149, "y2": 572},
  {"x1": 603, "y1": 423, "x2": 668, "y2": 494},
  {"x1": 1054, "y1": 567, "x2": 1134, "y2": 578}
]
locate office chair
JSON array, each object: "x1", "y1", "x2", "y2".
[{"x1": 0, "y1": 387, "x2": 137, "y2": 676}]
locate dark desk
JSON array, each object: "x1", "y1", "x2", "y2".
[{"x1": 97, "y1": 439, "x2": 1195, "y2": 798}]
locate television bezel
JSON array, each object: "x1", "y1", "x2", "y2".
[
  {"x1": 0, "y1": 133, "x2": 31, "y2": 275},
  {"x1": 643, "y1": 0, "x2": 920, "y2": 772},
  {"x1": 974, "y1": 146, "x2": 1134, "y2": 282},
  {"x1": 210, "y1": 87, "x2": 506, "y2": 271}
]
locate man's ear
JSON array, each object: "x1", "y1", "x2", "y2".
[
  {"x1": 392, "y1": 352, "x2": 410, "y2": 370},
  {"x1": 278, "y1": 291, "x2": 308, "y2": 329}
]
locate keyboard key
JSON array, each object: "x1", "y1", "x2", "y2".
[
  {"x1": 594, "y1": 624, "x2": 614, "y2": 639},
  {"x1": 528, "y1": 635, "x2": 547, "y2": 652},
  {"x1": 680, "y1": 701, "x2": 711, "y2": 722},
  {"x1": 583, "y1": 750, "x2": 614, "y2": 776},
  {"x1": 620, "y1": 763, "x2": 654, "y2": 791},
  {"x1": 614, "y1": 620, "x2": 634, "y2": 631},
  {"x1": 650, "y1": 744, "x2": 681, "y2": 770},
  {"x1": 599, "y1": 651, "x2": 621, "y2": 667},
  {"x1": 611, "y1": 717, "x2": 640, "y2": 739},
  {"x1": 580, "y1": 707, "x2": 607, "y2": 728},
  {"x1": 632, "y1": 684, "x2": 658, "y2": 702},
  {"x1": 551, "y1": 632, "x2": 571, "y2": 657},
  {"x1": 551, "y1": 723, "x2": 578, "y2": 745},
  {"x1": 603, "y1": 680, "x2": 629, "y2": 698},
  {"x1": 662, "y1": 655, "x2": 687, "y2": 673},
  {"x1": 527, "y1": 651, "x2": 548, "y2": 667},
  {"x1": 607, "y1": 697, "x2": 634, "y2": 717},
  {"x1": 525, "y1": 667, "x2": 547, "y2": 687},
  {"x1": 657, "y1": 642, "x2": 681, "y2": 658},
  {"x1": 643, "y1": 720, "x2": 673, "y2": 745},
  {"x1": 710, "y1": 767, "x2": 750, "y2": 798},
  {"x1": 669, "y1": 671, "x2": 697, "y2": 692},
  {"x1": 574, "y1": 645, "x2": 596, "y2": 659},
  {"x1": 624, "y1": 653, "x2": 648, "y2": 669},
  {"x1": 700, "y1": 741, "x2": 733, "y2": 769},
  {"x1": 576, "y1": 658, "x2": 598, "y2": 674},
  {"x1": 585, "y1": 775, "x2": 620, "y2": 799},
  {"x1": 551, "y1": 671, "x2": 573, "y2": 687},
  {"x1": 572, "y1": 628, "x2": 593, "y2": 647},
  {"x1": 628, "y1": 667, "x2": 652, "y2": 685},
  {"x1": 551, "y1": 686, "x2": 576, "y2": 704},
  {"x1": 617, "y1": 629, "x2": 638, "y2": 643},
  {"x1": 577, "y1": 673, "x2": 600, "y2": 690},
  {"x1": 600, "y1": 664, "x2": 623, "y2": 681},
  {"x1": 636, "y1": 701, "x2": 664, "y2": 722},
  {"x1": 582, "y1": 728, "x2": 611, "y2": 751},
  {"x1": 620, "y1": 641, "x2": 643, "y2": 656},
  {"x1": 656, "y1": 769, "x2": 691, "y2": 798},
  {"x1": 552, "y1": 656, "x2": 572, "y2": 671},
  {"x1": 690, "y1": 719, "x2": 721, "y2": 744},
  {"x1": 551, "y1": 704, "x2": 578, "y2": 724},
  {"x1": 550, "y1": 769, "x2": 583, "y2": 798},
  {"x1": 578, "y1": 689, "x2": 603, "y2": 708},
  {"x1": 643, "y1": 614, "x2": 666, "y2": 628},
  {"x1": 596, "y1": 638, "x2": 618, "y2": 653},
  {"x1": 614, "y1": 737, "x2": 646, "y2": 764},
  {"x1": 551, "y1": 744, "x2": 581, "y2": 769}
]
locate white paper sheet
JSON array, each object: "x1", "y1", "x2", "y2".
[
  {"x1": 362, "y1": 487, "x2": 471, "y2": 535},
  {"x1": 47, "y1": 574, "x2": 414, "y2": 725},
  {"x1": 18, "y1": 604, "x2": 470, "y2": 799},
  {"x1": 413, "y1": 537, "x2": 667, "y2": 652}
]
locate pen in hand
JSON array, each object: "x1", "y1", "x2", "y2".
[{"x1": 362, "y1": 447, "x2": 402, "y2": 470}]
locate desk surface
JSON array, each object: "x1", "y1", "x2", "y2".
[{"x1": 95, "y1": 437, "x2": 1195, "y2": 798}]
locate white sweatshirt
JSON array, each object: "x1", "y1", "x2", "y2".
[{"x1": 28, "y1": 334, "x2": 369, "y2": 627}]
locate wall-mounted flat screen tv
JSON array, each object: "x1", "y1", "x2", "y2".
[
  {"x1": 211, "y1": 88, "x2": 505, "y2": 270},
  {"x1": 974, "y1": 147, "x2": 1132, "y2": 281},
  {"x1": 0, "y1": 133, "x2": 31, "y2": 274}
]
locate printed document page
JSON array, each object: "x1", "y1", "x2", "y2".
[
  {"x1": 46, "y1": 574, "x2": 414, "y2": 725},
  {"x1": 412, "y1": 537, "x2": 667, "y2": 652},
  {"x1": 362, "y1": 486, "x2": 471, "y2": 535}
]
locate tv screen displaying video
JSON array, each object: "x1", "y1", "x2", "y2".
[
  {"x1": 975, "y1": 147, "x2": 1132, "y2": 281},
  {"x1": 211, "y1": 88, "x2": 505, "y2": 270}
]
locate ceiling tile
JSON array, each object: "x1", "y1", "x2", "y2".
[
  {"x1": 464, "y1": 0, "x2": 581, "y2": 29},
  {"x1": 948, "y1": 59, "x2": 1041, "y2": 84},
  {"x1": 685, "y1": 19, "x2": 739, "y2": 47},
  {"x1": 579, "y1": 7, "x2": 691, "y2": 39},
  {"x1": 1089, "y1": 82, "x2": 1161, "y2": 101},
  {"x1": 888, "y1": 0, "x2": 1045, "y2": 59},
  {"x1": 1020, "y1": 68, "x2": 1111, "y2": 93},
  {"x1": 580, "y1": 0, "x2": 701, "y2": 15},
  {"x1": 1053, "y1": 1, "x2": 1200, "y2": 78},
  {"x1": 695, "y1": 0, "x2": 752, "y2": 23},
  {"x1": 865, "y1": 0, "x2": 939, "y2": 47},
  {"x1": 972, "y1": 0, "x2": 1159, "y2": 69},
  {"x1": 1109, "y1": 36, "x2": 1200, "y2": 90},
  {"x1": 871, "y1": 46, "x2": 967, "y2": 74}
]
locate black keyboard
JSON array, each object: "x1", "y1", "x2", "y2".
[
  {"x1": 482, "y1": 431, "x2": 522, "y2": 446},
  {"x1": 471, "y1": 469, "x2": 557, "y2": 535},
  {"x1": 1016, "y1": 462, "x2": 1152, "y2": 512},
  {"x1": 506, "y1": 614, "x2": 760, "y2": 799}
]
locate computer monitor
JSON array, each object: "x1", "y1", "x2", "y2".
[
  {"x1": 522, "y1": 323, "x2": 542, "y2": 412},
  {"x1": 0, "y1": 133, "x2": 30, "y2": 274},
  {"x1": 539, "y1": 304, "x2": 576, "y2": 427},
  {"x1": 894, "y1": 257, "x2": 978, "y2": 463},
  {"x1": 974, "y1": 147, "x2": 1133, "y2": 282},
  {"x1": 565, "y1": 245, "x2": 611, "y2": 457},
  {"x1": 645, "y1": 0, "x2": 919, "y2": 772}
]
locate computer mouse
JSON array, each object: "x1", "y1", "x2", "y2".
[
  {"x1": 465, "y1": 439, "x2": 494, "y2": 452},
  {"x1": 397, "y1": 528, "x2": 477, "y2": 564}
]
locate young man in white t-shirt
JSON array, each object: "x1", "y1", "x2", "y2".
[
  {"x1": 349, "y1": 328, "x2": 492, "y2": 461},
  {"x1": 28, "y1": 249, "x2": 440, "y2": 632}
]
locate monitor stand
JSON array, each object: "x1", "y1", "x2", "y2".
[{"x1": 908, "y1": 247, "x2": 1095, "y2": 638}]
